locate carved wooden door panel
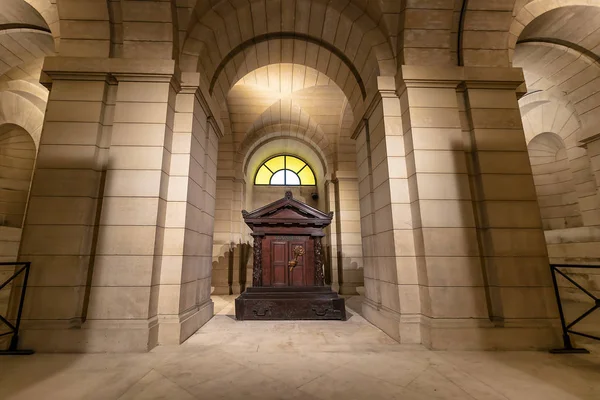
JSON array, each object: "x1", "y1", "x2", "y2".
[
  {"x1": 264, "y1": 237, "x2": 313, "y2": 287},
  {"x1": 288, "y1": 240, "x2": 306, "y2": 287},
  {"x1": 270, "y1": 240, "x2": 288, "y2": 287}
]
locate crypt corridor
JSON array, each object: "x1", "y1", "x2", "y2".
[{"x1": 1, "y1": 0, "x2": 600, "y2": 398}]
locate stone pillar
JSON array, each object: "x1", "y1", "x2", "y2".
[
  {"x1": 230, "y1": 178, "x2": 246, "y2": 294},
  {"x1": 152, "y1": 79, "x2": 218, "y2": 345},
  {"x1": 330, "y1": 174, "x2": 364, "y2": 295},
  {"x1": 398, "y1": 74, "x2": 489, "y2": 349},
  {"x1": 355, "y1": 67, "x2": 559, "y2": 350},
  {"x1": 459, "y1": 67, "x2": 559, "y2": 349},
  {"x1": 324, "y1": 179, "x2": 339, "y2": 290},
  {"x1": 353, "y1": 77, "x2": 421, "y2": 344},
  {"x1": 212, "y1": 177, "x2": 234, "y2": 295},
  {"x1": 212, "y1": 174, "x2": 247, "y2": 294},
  {"x1": 18, "y1": 72, "x2": 113, "y2": 351},
  {"x1": 587, "y1": 137, "x2": 600, "y2": 203},
  {"x1": 18, "y1": 59, "x2": 221, "y2": 352},
  {"x1": 88, "y1": 72, "x2": 177, "y2": 351},
  {"x1": 197, "y1": 116, "x2": 220, "y2": 326}
]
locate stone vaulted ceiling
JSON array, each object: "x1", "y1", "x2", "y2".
[
  {"x1": 226, "y1": 63, "x2": 349, "y2": 157},
  {"x1": 0, "y1": 0, "x2": 55, "y2": 83}
]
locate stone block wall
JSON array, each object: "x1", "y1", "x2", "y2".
[{"x1": 545, "y1": 227, "x2": 600, "y2": 301}]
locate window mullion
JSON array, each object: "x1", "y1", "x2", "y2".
[{"x1": 284, "y1": 156, "x2": 287, "y2": 186}]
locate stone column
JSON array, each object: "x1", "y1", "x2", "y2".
[
  {"x1": 88, "y1": 71, "x2": 177, "y2": 351},
  {"x1": 398, "y1": 72, "x2": 490, "y2": 350},
  {"x1": 353, "y1": 77, "x2": 421, "y2": 344},
  {"x1": 586, "y1": 137, "x2": 600, "y2": 204},
  {"x1": 18, "y1": 70, "x2": 113, "y2": 351},
  {"x1": 212, "y1": 177, "x2": 234, "y2": 295},
  {"x1": 196, "y1": 115, "x2": 220, "y2": 330},
  {"x1": 330, "y1": 173, "x2": 364, "y2": 295},
  {"x1": 460, "y1": 67, "x2": 559, "y2": 349},
  {"x1": 324, "y1": 179, "x2": 339, "y2": 289},
  {"x1": 230, "y1": 178, "x2": 246, "y2": 294},
  {"x1": 152, "y1": 78, "x2": 219, "y2": 345}
]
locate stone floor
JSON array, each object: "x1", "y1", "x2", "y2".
[{"x1": 1, "y1": 295, "x2": 600, "y2": 400}]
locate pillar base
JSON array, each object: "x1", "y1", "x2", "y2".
[
  {"x1": 420, "y1": 317, "x2": 561, "y2": 350},
  {"x1": 158, "y1": 299, "x2": 214, "y2": 345},
  {"x1": 19, "y1": 300, "x2": 215, "y2": 353},
  {"x1": 20, "y1": 318, "x2": 159, "y2": 353},
  {"x1": 338, "y1": 283, "x2": 362, "y2": 295},
  {"x1": 231, "y1": 284, "x2": 244, "y2": 295},
  {"x1": 362, "y1": 299, "x2": 561, "y2": 350},
  {"x1": 211, "y1": 285, "x2": 231, "y2": 295},
  {"x1": 361, "y1": 298, "x2": 421, "y2": 344}
]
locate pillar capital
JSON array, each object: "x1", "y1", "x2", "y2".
[
  {"x1": 579, "y1": 132, "x2": 600, "y2": 149},
  {"x1": 397, "y1": 65, "x2": 525, "y2": 91},
  {"x1": 331, "y1": 171, "x2": 358, "y2": 182}
]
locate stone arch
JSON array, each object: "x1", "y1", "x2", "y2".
[
  {"x1": 527, "y1": 132, "x2": 583, "y2": 230},
  {"x1": 514, "y1": 39, "x2": 600, "y2": 153},
  {"x1": 208, "y1": 35, "x2": 368, "y2": 109},
  {"x1": 521, "y1": 91, "x2": 599, "y2": 227},
  {"x1": 53, "y1": 0, "x2": 111, "y2": 57},
  {"x1": 240, "y1": 111, "x2": 332, "y2": 159},
  {"x1": 114, "y1": 1, "x2": 179, "y2": 59},
  {"x1": 0, "y1": 91, "x2": 45, "y2": 147},
  {"x1": 0, "y1": 28, "x2": 55, "y2": 78},
  {"x1": 241, "y1": 130, "x2": 330, "y2": 180},
  {"x1": 509, "y1": 1, "x2": 600, "y2": 64},
  {"x1": 400, "y1": 2, "x2": 457, "y2": 66},
  {"x1": 510, "y1": 6, "x2": 600, "y2": 142},
  {"x1": 223, "y1": 62, "x2": 348, "y2": 177},
  {"x1": 21, "y1": 0, "x2": 60, "y2": 46},
  {"x1": 457, "y1": 0, "x2": 600, "y2": 67},
  {"x1": 0, "y1": 124, "x2": 36, "y2": 228},
  {"x1": 0, "y1": 79, "x2": 48, "y2": 111},
  {"x1": 180, "y1": 0, "x2": 395, "y2": 111},
  {"x1": 243, "y1": 136, "x2": 327, "y2": 212},
  {"x1": 458, "y1": 1, "x2": 515, "y2": 67}
]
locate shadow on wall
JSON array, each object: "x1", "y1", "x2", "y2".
[
  {"x1": 212, "y1": 242, "x2": 252, "y2": 295},
  {"x1": 448, "y1": 127, "x2": 559, "y2": 350},
  {"x1": 323, "y1": 244, "x2": 363, "y2": 292}
]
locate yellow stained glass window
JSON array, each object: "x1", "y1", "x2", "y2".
[
  {"x1": 265, "y1": 156, "x2": 285, "y2": 172},
  {"x1": 255, "y1": 165, "x2": 272, "y2": 185},
  {"x1": 254, "y1": 155, "x2": 316, "y2": 186},
  {"x1": 285, "y1": 156, "x2": 306, "y2": 173},
  {"x1": 298, "y1": 166, "x2": 316, "y2": 185}
]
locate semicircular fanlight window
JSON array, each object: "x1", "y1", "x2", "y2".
[{"x1": 254, "y1": 155, "x2": 316, "y2": 186}]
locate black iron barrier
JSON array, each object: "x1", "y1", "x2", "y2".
[
  {"x1": 0, "y1": 261, "x2": 34, "y2": 355},
  {"x1": 550, "y1": 263, "x2": 600, "y2": 354}
]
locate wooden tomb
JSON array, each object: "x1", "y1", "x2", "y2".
[{"x1": 234, "y1": 191, "x2": 346, "y2": 320}]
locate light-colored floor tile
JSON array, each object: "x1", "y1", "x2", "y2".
[
  {"x1": 188, "y1": 367, "x2": 316, "y2": 400},
  {"x1": 2, "y1": 295, "x2": 600, "y2": 400},
  {"x1": 118, "y1": 370, "x2": 196, "y2": 400},
  {"x1": 297, "y1": 365, "x2": 427, "y2": 400}
]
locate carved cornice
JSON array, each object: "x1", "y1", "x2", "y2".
[
  {"x1": 579, "y1": 133, "x2": 600, "y2": 148},
  {"x1": 398, "y1": 65, "x2": 525, "y2": 92},
  {"x1": 207, "y1": 116, "x2": 223, "y2": 139}
]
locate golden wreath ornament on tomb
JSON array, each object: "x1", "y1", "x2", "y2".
[{"x1": 288, "y1": 246, "x2": 305, "y2": 272}]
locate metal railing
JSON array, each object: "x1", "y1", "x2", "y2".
[
  {"x1": 550, "y1": 263, "x2": 600, "y2": 354},
  {"x1": 0, "y1": 261, "x2": 34, "y2": 355}
]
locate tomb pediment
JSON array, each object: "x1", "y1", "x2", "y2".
[{"x1": 242, "y1": 191, "x2": 333, "y2": 229}]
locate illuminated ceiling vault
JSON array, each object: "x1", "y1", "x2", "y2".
[{"x1": 225, "y1": 63, "x2": 354, "y2": 160}]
